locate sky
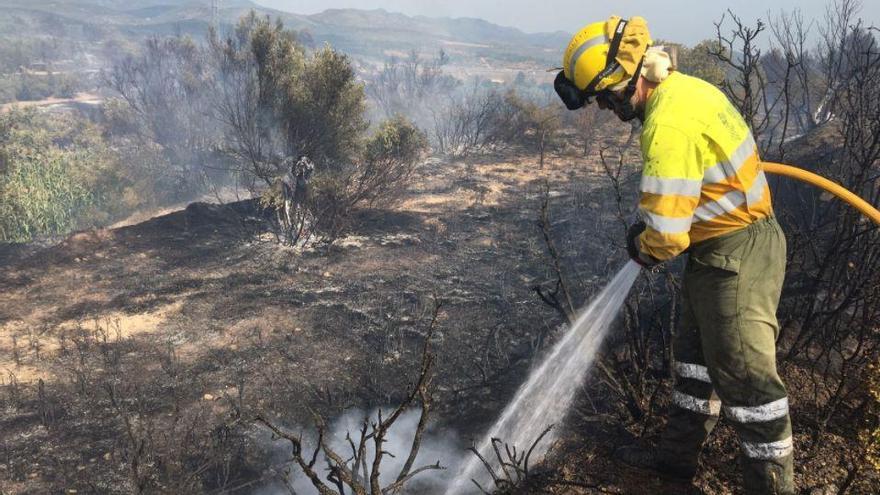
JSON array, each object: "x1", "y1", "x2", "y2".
[{"x1": 254, "y1": 0, "x2": 879, "y2": 46}]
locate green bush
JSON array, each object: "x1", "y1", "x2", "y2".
[
  {"x1": 15, "y1": 73, "x2": 53, "y2": 101},
  {"x1": 0, "y1": 75, "x2": 17, "y2": 103},
  {"x1": 0, "y1": 72, "x2": 85, "y2": 103},
  {"x1": 655, "y1": 38, "x2": 726, "y2": 88},
  {"x1": 0, "y1": 110, "x2": 130, "y2": 242},
  {"x1": 0, "y1": 146, "x2": 94, "y2": 241},
  {"x1": 359, "y1": 114, "x2": 427, "y2": 205},
  {"x1": 677, "y1": 39, "x2": 726, "y2": 87},
  {"x1": 211, "y1": 13, "x2": 368, "y2": 179}
]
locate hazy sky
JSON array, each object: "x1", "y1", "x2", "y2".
[{"x1": 254, "y1": 0, "x2": 879, "y2": 46}]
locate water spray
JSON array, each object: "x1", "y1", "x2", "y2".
[
  {"x1": 446, "y1": 261, "x2": 642, "y2": 494},
  {"x1": 445, "y1": 161, "x2": 878, "y2": 494}
]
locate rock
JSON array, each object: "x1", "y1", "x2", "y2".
[{"x1": 203, "y1": 393, "x2": 214, "y2": 401}]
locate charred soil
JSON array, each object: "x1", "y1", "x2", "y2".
[{"x1": 0, "y1": 150, "x2": 876, "y2": 494}]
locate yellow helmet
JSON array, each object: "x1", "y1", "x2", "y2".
[{"x1": 563, "y1": 16, "x2": 653, "y2": 95}]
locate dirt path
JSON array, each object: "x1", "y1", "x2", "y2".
[{"x1": 0, "y1": 92, "x2": 103, "y2": 113}]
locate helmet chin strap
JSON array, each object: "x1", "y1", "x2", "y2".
[
  {"x1": 583, "y1": 19, "x2": 628, "y2": 96},
  {"x1": 624, "y1": 56, "x2": 645, "y2": 96},
  {"x1": 610, "y1": 55, "x2": 647, "y2": 122}
]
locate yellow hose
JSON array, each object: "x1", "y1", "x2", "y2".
[{"x1": 761, "y1": 161, "x2": 880, "y2": 226}]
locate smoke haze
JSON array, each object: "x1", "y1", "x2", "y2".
[{"x1": 256, "y1": 408, "x2": 463, "y2": 494}]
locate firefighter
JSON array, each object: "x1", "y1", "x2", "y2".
[{"x1": 554, "y1": 16, "x2": 793, "y2": 494}]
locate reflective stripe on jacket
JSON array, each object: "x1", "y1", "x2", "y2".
[{"x1": 637, "y1": 72, "x2": 773, "y2": 261}]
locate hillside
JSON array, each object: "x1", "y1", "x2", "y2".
[
  {"x1": 298, "y1": 8, "x2": 567, "y2": 64},
  {"x1": 2, "y1": 128, "x2": 876, "y2": 492},
  {"x1": 0, "y1": 151, "x2": 637, "y2": 493},
  {"x1": 2, "y1": 0, "x2": 877, "y2": 491},
  {"x1": 0, "y1": 0, "x2": 568, "y2": 65}
]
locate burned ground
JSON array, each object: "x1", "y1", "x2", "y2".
[
  {"x1": 0, "y1": 152, "x2": 594, "y2": 493},
  {"x1": 0, "y1": 147, "x2": 877, "y2": 494}
]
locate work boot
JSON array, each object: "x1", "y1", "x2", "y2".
[{"x1": 614, "y1": 444, "x2": 697, "y2": 481}]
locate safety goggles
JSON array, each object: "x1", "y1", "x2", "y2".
[
  {"x1": 554, "y1": 70, "x2": 637, "y2": 112},
  {"x1": 553, "y1": 72, "x2": 619, "y2": 109},
  {"x1": 554, "y1": 70, "x2": 590, "y2": 110}
]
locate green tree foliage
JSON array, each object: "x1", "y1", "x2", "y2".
[
  {"x1": 358, "y1": 115, "x2": 428, "y2": 205},
  {"x1": 294, "y1": 45, "x2": 368, "y2": 168},
  {"x1": 211, "y1": 12, "x2": 367, "y2": 182},
  {"x1": 0, "y1": 9, "x2": 427, "y2": 245},
  {"x1": 677, "y1": 39, "x2": 727, "y2": 87},
  {"x1": 364, "y1": 115, "x2": 427, "y2": 165},
  {"x1": 309, "y1": 115, "x2": 427, "y2": 239},
  {"x1": 208, "y1": 11, "x2": 420, "y2": 242},
  {"x1": 654, "y1": 39, "x2": 726, "y2": 87}
]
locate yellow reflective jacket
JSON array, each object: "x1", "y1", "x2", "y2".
[{"x1": 637, "y1": 72, "x2": 773, "y2": 261}]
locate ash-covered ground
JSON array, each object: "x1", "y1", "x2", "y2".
[{"x1": 1, "y1": 148, "x2": 875, "y2": 494}]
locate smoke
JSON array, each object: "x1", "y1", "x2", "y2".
[{"x1": 256, "y1": 408, "x2": 463, "y2": 495}]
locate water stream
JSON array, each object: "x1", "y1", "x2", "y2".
[{"x1": 445, "y1": 260, "x2": 642, "y2": 494}]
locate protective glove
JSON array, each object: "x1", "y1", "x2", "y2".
[{"x1": 626, "y1": 221, "x2": 659, "y2": 268}]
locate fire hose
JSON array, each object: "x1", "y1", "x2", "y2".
[{"x1": 762, "y1": 162, "x2": 880, "y2": 226}]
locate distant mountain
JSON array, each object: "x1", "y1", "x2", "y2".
[
  {"x1": 0, "y1": 0, "x2": 569, "y2": 66},
  {"x1": 0, "y1": 0, "x2": 257, "y2": 37},
  {"x1": 303, "y1": 7, "x2": 567, "y2": 48},
  {"x1": 292, "y1": 8, "x2": 568, "y2": 64}
]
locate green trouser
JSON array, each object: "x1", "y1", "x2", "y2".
[{"x1": 658, "y1": 216, "x2": 794, "y2": 494}]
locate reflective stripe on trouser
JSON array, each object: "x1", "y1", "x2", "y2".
[
  {"x1": 657, "y1": 284, "x2": 720, "y2": 477},
  {"x1": 659, "y1": 216, "x2": 794, "y2": 494}
]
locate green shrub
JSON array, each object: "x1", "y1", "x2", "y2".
[
  {"x1": 0, "y1": 109, "x2": 130, "y2": 242},
  {"x1": 0, "y1": 139, "x2": 94, "y2": 241},
  {"x1": 15, "y1": 73, "x2": 52, "y2": 101},
  {"x1": 211, "y1": 13, "x2": 368, "y2": 180},
  {"x1": 359, "y1": 115, "x2": 427, "y2": 205},
  {"x1": 0, "y1": 75, "x2": 17, "y2": 103}
]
